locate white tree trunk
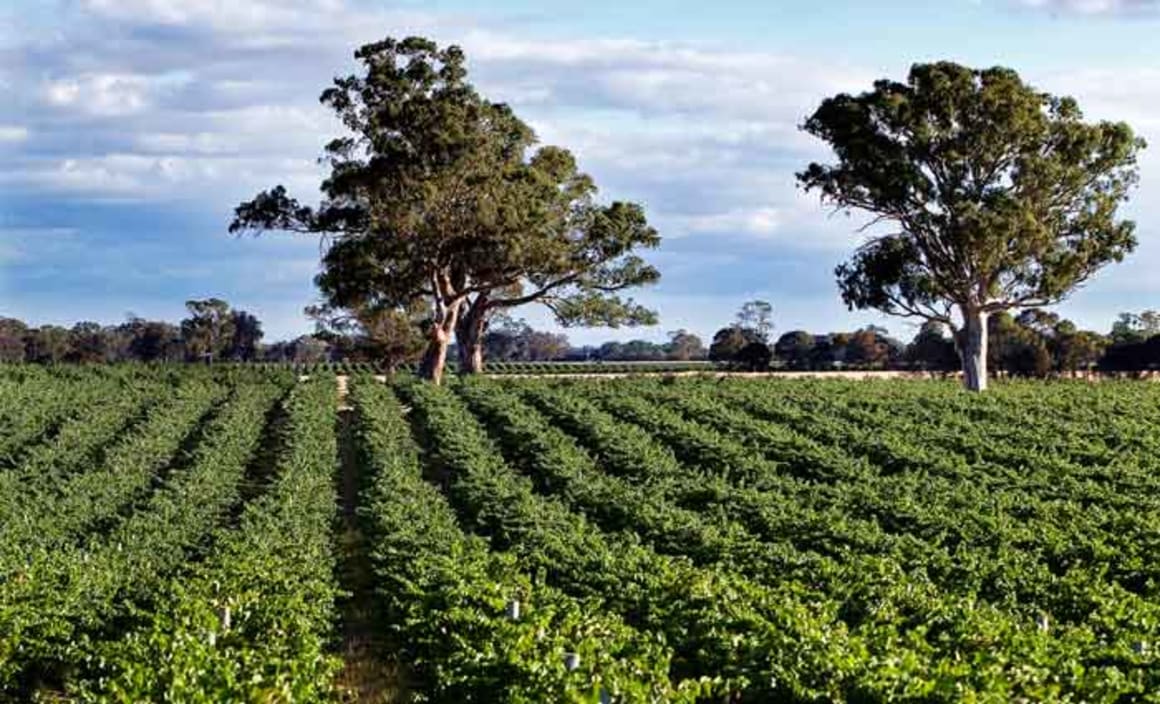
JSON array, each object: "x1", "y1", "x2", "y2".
[
  {"x1": 418, "y1": 329, "x2": 451, "y2": 385},
  {"x1": 419, "y1": 297, "x2": 459, "y2": 385},
  {"x1": 957, "y1": 308, "x2": 989, "y2": 392}
]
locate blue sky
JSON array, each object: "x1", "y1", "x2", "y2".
[{"x1": 2, "y1": 0, "x2": 1159, "y2": 344}]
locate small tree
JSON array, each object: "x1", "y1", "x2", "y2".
[
  {"x1": 227, "y1": 311, "x2": 264, "y2": 361},
  {"x1": 666, "y1": 329, "x2": 706, "y2": 361},
  {"x1": 66, "y1": 322, "x2": 112, "y2": 363},
  {"x1": 1109, "y1": 310, "x2": 1160, "y2": 345},
  {"x1": 773, "y1": 330, "x2": 815, "y2": 369},
  {"x1": 123, "y1": 317, "x2": 182, "y2": 362},
  {"x1": 846, "y1": 328, "x2": 889, "y2": 368},
  {"x1": 308, "y1": 302, "x2": 425, "y2": 374},
  {"x1": 907, "y1": 321, "x2": 958, "y2": 372},
  {"x1": 0, "y1": 318, "x2": 29, "y2": 362},
  {"x1": 708, "y1": 326, "x2": 756, "y2": 363},
  {"x1": 25, "y1": 325, "x2": 71, "y2": 364},
  {"x1": 799, "y1": 62, "x2": 1144, "y2": 391},
  {"x1": 735, "y1": 341, "x2": 773, "y2": 371}
]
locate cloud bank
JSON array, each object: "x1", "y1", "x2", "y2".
[{"x1": 2, "y1": 0, "x2": 1158, "y2": 341}]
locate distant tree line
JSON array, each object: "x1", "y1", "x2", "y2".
[
  {"x1": 702, "y1": 301, "x2": 1160, "y2": 376},
  {"x1": 5, "y1": 295, "x2": 1159, "y2": 375},
  {"x1": 0, "y1": 299, "x2": 293, "y2": 364}
]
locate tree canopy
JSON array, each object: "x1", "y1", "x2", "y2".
[
  {"x1": 230, "y1": 36, "x2": 660, "y2": 383},
  {"x1": 799, "y1": 61, "x2": 1144, "y2": 390},
  {"x1": 736, "y1": 300, "x2": 774, "y2": 343}
]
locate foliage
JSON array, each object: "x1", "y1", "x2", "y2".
[
  {"x1": 230, "y1": 36, "x2": 661, "y2": 381},
  {"x1": 664, "y1": 329, "x2": 706, "y2": 361},
  {"x1": 1110, "y1": 310, "x2": 1160, "y2": 345},
  {"x1": 800, "y1": 61, "x2": 1145, "y2": 389},
  {"x1": 539, "y1": 376, "x2": 1160, "y2": 700},
  {"x1": 707, "y1": 326, "x2": 761, "y2": 363},
  {"x1": 356, "y1": 379, "x2": 698, "y2": 702},
  {"x1": 0, "y1": 373, "x2": 285, "y2": 694},
  {"x1": 906, "y1": 321, "x2": 959, "y2": 371},
  {"x1": 734, "y1": 340, "x2": 773, "y2": 370},
  {"x1": 84, "y1": 376, "x2": 342, "y2": 701},
  {"x1": 181, "y1": 298, "x2": 236, "y2": 362},
  {"x1": 482, "y1": 315, "x2": 571, "y2": 362},
  {"x1": 308, "y1": 301, "x2": 425, "y2": 371},
  {"x1": 735, "y1": 300, "x2": 774, "y2": 343},
  {"x1": 773, "y1": 330, "x2": 815, "y2": 369},
  {"x1": 3, "y1": 367, "x2": 1160, "y2": 701}
]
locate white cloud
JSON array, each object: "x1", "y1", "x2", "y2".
[
  {"x1": 42, "y1": 73, "x2": 181, "y2": 117},
  {"x1": 677, "y1": 207, "x2": 783, "y2": 238},
  {"x1": 5, "y1": 153, "x2": 320, "y2": 202},
  {"x1": 1016, "y1": 0, "x2": 1159, "y2": 13},
  {"x1": 0, "y1": 125, "x2": 28, "y2": 142},
  {"x1": 4, "y1": 0, "x2": 870, "y2": 251},
  {"x1": 80, "y1": 0, "x2": 346, "y2": 33},
  {"x1": 464, "y1": 31, "x2": 870, "y2": 125}
]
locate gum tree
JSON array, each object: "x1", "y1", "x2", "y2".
[
  {"x1": 230, "y1": 37, "x2": 659, "y2": 384},
  {"x1": 799, "y1": 62, "x2": 1144, "y2": 390}
]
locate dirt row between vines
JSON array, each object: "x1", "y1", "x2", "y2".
[{"x1": 334, "y1": 374, "x2": 406, "y2": 703}]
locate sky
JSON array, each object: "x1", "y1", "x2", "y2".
[{"x1": 2, "y1": 0, "x2": 1160, "y2": 345}]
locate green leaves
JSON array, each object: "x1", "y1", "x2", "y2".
[
  {"x1": 85, "y1": 376, "x2": 344, "y2": 701},
  {"x1": 230, "y1": 35, "x2": 661, "y2": 379},
  {"x1": 801, "y1": 61, "x2": 1145, "y2": 387},
  {"x1": 355, "y1": 379, "x2": 693, "y2": 702}
]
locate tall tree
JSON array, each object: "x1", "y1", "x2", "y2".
[
  {"x1": 180, "y1": 299, "x2": 235, "y2": 363},
  {"x1": 736, "y1": 300, "x2": 774, "y2": 343},
  {"x1": 230, "y1": 37, "x2": 660, "y2": 384},
  {"x1": 799, "y1": 62, "x2": 1144, "y2": 390}
]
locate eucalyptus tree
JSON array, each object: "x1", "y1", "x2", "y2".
[
  {"x1": 230, "y1": 37, "x2": 659, "y2": 383},
  {"x1": 180, "y1": 298, "x2": 235, "y2": 363},
  {"x1": 799, "y1": 62, "x2": 1144, "y2": 390},
  {"x1": 736, "y1": 300, "x2": 774, "y2": 343},
  {"x1": 1109, "y1": 310, "x2": 1160, "y2": 345}
]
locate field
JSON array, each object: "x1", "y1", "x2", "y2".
[{"x1": 0, "y1": 367, "x2": 1158, "y2": 702}]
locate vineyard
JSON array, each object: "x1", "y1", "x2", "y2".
[
  {"x1": 0, "y1": 366, "x2": 1158, "y2": 701},
  {"x1": 232, "y1": 361, "x2": 727, "y2": 376}
]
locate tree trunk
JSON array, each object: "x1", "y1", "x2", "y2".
[
  {"x1": 460, "y1": 339, "x2": 484, "y2": 375},
  {"x1": 419, "y1": 311, "x2": 458, "y2": 385},
  {"x1": 455, "y1": 296, "x2": 489, "y2": 376},
  {"x1": 956, "y1": 308, "x2": 989, "y2": 392},
  {"x1": 418, "y1": 332, "x2": 450, "y2": 385}
]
